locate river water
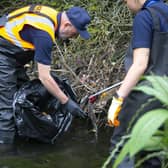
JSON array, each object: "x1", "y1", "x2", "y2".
[{"x1": 0, "y1": 119, "x2": 113, "y2": 168}]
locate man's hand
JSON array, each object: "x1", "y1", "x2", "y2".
[
  {"x1": 63, "y1": 99, "x2": 87, "y2": 118},
  {"x1": 107, "y1": 94, "x2": 124, "y2": 127}
]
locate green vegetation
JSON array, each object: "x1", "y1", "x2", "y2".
[{"x1": 102, "y1": 76, "x2": 168, "y2": 168}]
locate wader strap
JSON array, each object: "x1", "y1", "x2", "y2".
[
  {"x1": 150, "y1": 5, "x2": 168, "y2": 24},
  {"x1": 7, "y1": 5, "x2": 55, "y2": 26},
  {"x1": 146, "y1": 5, "x2": 168, "y2": 31},
  {"x1": 146, "y1": 7, "x2": 160, "y2": 31}
]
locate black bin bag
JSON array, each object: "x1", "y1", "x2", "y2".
[{"x1": 13, "y1": 74, "x2": 77, "y2": 144}]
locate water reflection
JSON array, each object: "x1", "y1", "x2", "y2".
[{"x1": 0, "y1": 119, "x2": 113, "y2": 168}]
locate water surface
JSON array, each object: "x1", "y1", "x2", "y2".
[{"x1": 0, "y1": 119, "x2": 113, "y2": 168}]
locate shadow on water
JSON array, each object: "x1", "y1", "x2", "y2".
[{"x1": 0, "y1": 118, "x2": 113, "y2": 168}]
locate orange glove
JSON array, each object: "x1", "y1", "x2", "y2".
[{"x1": 107, "y1": 94, "x2": 124, "y2": 127}]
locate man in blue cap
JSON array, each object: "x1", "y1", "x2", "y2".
[
  {"x1": 0, "y1": 5, "x2": 91, "y2": 144},
  {"x1": 60, "y1": 6, "x2": 91, "y2": 40}
]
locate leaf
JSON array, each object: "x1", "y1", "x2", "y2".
[
  {"x1": 145, "y1": 76, "x2": 168, "y2": 96},
  {"x1": 143, "y1": 136, "x2": 163, "y2": 151},
  {"x1": 146, "y1": 76, "x2": 168, "y2": 101},
  {"x1": 135, "y1": 76, "x2": 168, "y2": 106},
  {"x1": 129, "y1": 109, "x2": 168, "y2": 156},
  {"x1": 162, "y1": 120, "x2": 168, "y2": 146},
  {"x1": 135, "y1": 86, "x2": 168, "y2": 105},
  {"x1": 113, "y1": 141, "x2": 130, "y2": 168}
]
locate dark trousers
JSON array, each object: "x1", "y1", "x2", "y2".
[
  {"x1": 0, "y1": 54, "x2": 29, "y2": 144},
  {"x1": 110, "y1": 90, "x2": 162, "y2": 167}
]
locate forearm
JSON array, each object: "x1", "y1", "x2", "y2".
[
  {"x1": 37, "y1": 63, "x2": 68, "y2": 104},
  {"x1": 117, "y1": 48, "x2": 149, "y2": 98},
  {"x1": 117, "y1": 64, "x2": 145, "y2": 98},
  {"x1": 40, "y1": 75, "x2": 68, "y2": 104}
]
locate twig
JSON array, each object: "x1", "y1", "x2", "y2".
[
  {"x1": 87, "y1": 54, "x2": 95, "y2": 72},
  {"x1": 54, "y1": 41, "x2": 94, "y2": 91}
]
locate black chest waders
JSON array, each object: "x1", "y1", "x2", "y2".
[
  {"x1": 0, "y1": 36, "x2": 34, "y2": 144},
  {"x1": 145, "y1": 6, "x2": 168, "y2": 76},
  {"x1": 0, "y1": 5, "x2": 56, "y2": 144},
  {"x1": 110, "y1": 6, "x2": 167, "y2": 168}
]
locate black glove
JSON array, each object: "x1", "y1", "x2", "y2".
[{"x1": 63, "y1": 99, "x2": 87, "y2": 118}]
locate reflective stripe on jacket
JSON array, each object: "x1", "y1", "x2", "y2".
[{"x1": 0, "y1": 5, "x2": 58, "y2": 49}]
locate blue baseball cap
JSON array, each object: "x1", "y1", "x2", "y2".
[{"x1": 66, "y1": 7, "x2": 91, "y2": 40}]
